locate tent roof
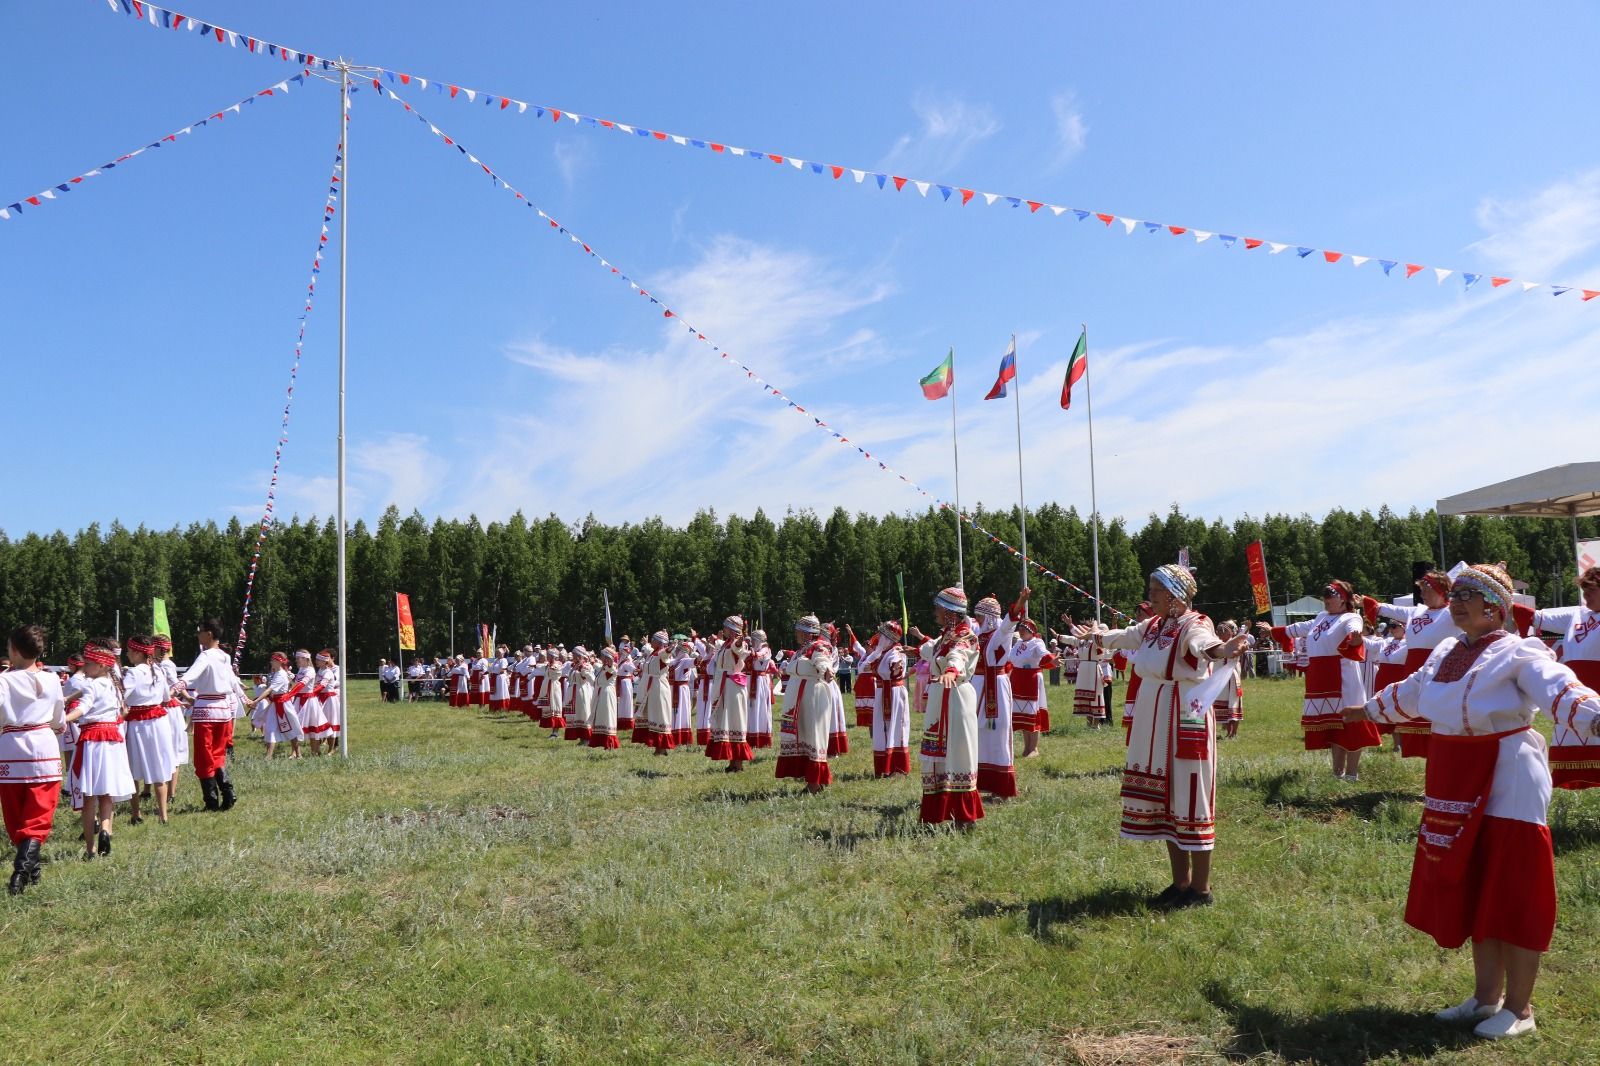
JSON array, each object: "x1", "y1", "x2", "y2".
[
  {"x1": 1284, "y1": 595, "x2": 1323, "y2": 616},
  {"x1": 1436, "y1": 462, "x2": 1600, "y2": 519}
]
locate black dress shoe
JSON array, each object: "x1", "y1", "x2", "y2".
[
  {"x1": 97, "y1": 830, "x2": 112, "y2": 856},
  {"x1": 1173, "y1": 888, "x2": 1214, "y2": 909},
  {"x1": 1149, "y1": 883, "x2": 1187, "y2": 910}
]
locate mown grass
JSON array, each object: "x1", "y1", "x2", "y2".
[{"x1": 4, "y1": 677, "x2": 1599, "y2": 1065}]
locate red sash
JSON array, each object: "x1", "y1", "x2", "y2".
[
  {"x1": 124, "y1": 703, "x2": 166, "y2": 722},
  {"x1": 71, "y1": 721, "x2": 124, "y2": 778},
  {"x1": 1417, "y1": 727, "x2": 1525, "y2": 883}
]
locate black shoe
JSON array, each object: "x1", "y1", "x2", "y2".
[
  {"x1": 215, "y1": 767, "x2": 237, "y2": 811},
  {"x1": 200, "y1": 776, "x2": 221, "y2": 811},
  {"x1": 7, "y1": 845, "x2": 26, "y2": 896},
  {"x1": 22, "y1": 839, "x2": 41, "y2": 886},
  {"x1": 1149, "y1": 883, "x2": 1187, "y2": 910},
  {"x1": 129, "y1": 815, "x2": 144, "y2": 826},
  {"x1": 97, "y1": 830, "x2": 111, "y2": 857},
  {"x1": 1173, "y1": 888, "x2": 1214, "y2": 909}
]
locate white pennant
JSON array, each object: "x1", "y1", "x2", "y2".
[
  {"x1": 914, "y1": 181, "x2": 931, "y2": 196},
  {"x1": 464, "y1": 89, "x2": 476, "y2": 102},
  {"x1": 1433, "y1": 268, "x2": 1452, "y2": 284},
  {"x1": 417, "y1": 77, "x2": 428, "y2": 89},
  {"x1": 617, "y1": 123, "x2": 634, "y2": 134},
  {"x1": 517, "y1": 102, "x2": 527, "y2": 113},
  {"x1": 671, "y1": 135, "x2": 687, "y2": 146},
  {"x1": 789, "y1": 157, "x2": 805, "y2": 169},
  {"x1": 1521, "y1": 281, "x2": 1540, "y2": 292},
  {"x1": 851, "y1": 169, "x2": 865, "y2": 182},
  {"x1": 1351, "y1": 255, "x2": 1369, "y2": 267},
  {"x1": 1120, "y1": 218, "x2": 1138, "y2": 235},
  {"x1": 0, "y1": 208, "x2": 10, "y2": 221},
  {"x1": 1193, "y1": 230, "x2": 1212, "y2": 243},
  {"x1": 1268, "y1": 242, "x2": 1289, "y2": 254},
  {"x1": 1050, "y1": 205, "x2": 1067, "y2": 216},
  {"x1": 983, "y1": 192, "x2": 999, "y2": 205}
]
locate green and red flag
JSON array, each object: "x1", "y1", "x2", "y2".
[
  {"x1": 1059, "y1": 329, "x2": 1088, "y2": 410},
  {"x1": 920, "y1": 349, "x2": 954, "y2": 400}
]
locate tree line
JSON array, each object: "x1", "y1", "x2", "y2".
[{"x1": 1, "y1": 504, "x2": 1593, "y2": 670}]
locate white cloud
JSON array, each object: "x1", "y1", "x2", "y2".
[
  {"x1": 1469, "y1": 168, "x2": 1600, "y2": 280},
  {"x1": 880, "y1": 92, "x2": 1001, "y2": 174},
  {"x1": 552, "y1": 138, "x2": 592, "y2": 192},
  {"x1": 1049, "y1": 91, "x2": 1088, "y2": 168},
  {"x1": 352, "y1": 432, "x2": 447, "y2": 515}
]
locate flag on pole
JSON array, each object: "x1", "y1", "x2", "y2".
[
  {"x1": 603, "y1": 589, "x2": 614, "y2": 643},
  {"x1": 396, "y1": 593, "x2": 417, "y2": 650},
  {"x1": 983, "y1": 338, "x2": 1017, "y2": 400},
  {"x1": 920, "y1": 349, "x2": 955, "y2": 400},
  {"x1": 478, "y1": 623, "x2": 492, "y2": 659},
  {"x1": 1246, "y1": 540, "x2": 1273, "y2": 616},
  {"x1": 1060, "y1": 329, "x2": 1088, "y2": 410},
  {"x1": 896, "y1": 572, "x2": 909, "y2": 639},
  {"x1": 151, "y1": 597, "x2": 171, "y2": 640}
]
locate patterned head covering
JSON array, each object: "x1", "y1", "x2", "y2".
[
  {"x1": 722, "y1": 615, "x2": 744, "y2": 632},
  {"x1": 83, "y1": 644, "x2": 117, "y2": 667},
  {"x1": 295, "y1": 649, "x2": 312, "y2": 661},
  {"x1": 1453, "y1": 563, "x2": 1516, "y2": 613},
  {"x1": 67, "y1": 654, "x2": 84, "y2": 670},
  {"x1": 794, "y1": 614, "x2": 823, "y2": 635},
  {"x1": 126, "y1": 637, "x2": 155, "y2": 656},
  {"x1": 271, "y1": 652, "x2": 290, "y2": 666},
  {"x1": 1017, "y1": 618, "x2": 1040, "y2": 638},
  {"x1": 973, "y1": 596, "x2": 1002, "y2": 620},
  {"x1": 1322, "y1": 579, "x2": 1356, "y2": 607},
  {"x1": 752, "y1": 629, "x2": 767, "y2": 648},
  {"x1": 152, "y1": 635, "x2": 172, "y2": 652},
  {"x1": 933, "y1": 587, "x2": 968, "y2": 614},
  {"x1": 877, "y1": 619, "x2": 903, "y2": 641},
  {"x1": 1418, "y1": 571, "x2": 1452, "y2": 600},
  {"x1": 316, "y1": 649, "x2": 333, "y2": 663},
  {"x1": 1152, "y1": 564, "x2": 1198, "y2": 604},
  {"x1": 572, "y1": 646, "x2": 588, "y2": 658}
]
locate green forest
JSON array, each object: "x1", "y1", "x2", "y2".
[{"x1": 1, "y1": 503, "x2": 1593, "y2": 669}]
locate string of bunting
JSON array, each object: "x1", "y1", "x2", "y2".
[
  {"x1": 376, "y1": 84, "x2": 1127, "y2": 619},
  {"x1": 90, "y1": 0, "x2": 1599, "y2": 303},
  {"x1": 1, "y1": 69, "x2": 311, "y2": 222},
  {"x1": 234, "y1": 119, "x2": 346, "y2": 668}
]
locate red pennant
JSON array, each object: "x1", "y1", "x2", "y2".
[
  {"x1": 172, "y1": 14, "x2": 184, "y2": 28},
  {"x1": 551, "y1": 109, "x2": 562, "y2": 122},
  {"x1": 372, "y1": 78, "x2": 380, "y2": 88},
  {"x1": 215, "y1": 28, "x2": 224, "y2": 42},
  {"x1": 1026, "y1": 201, "x2": 1042, "y2": 213},
  {"x1": 1096, "y1": 213, "x2": 1114, "y2": 226},
  {"x1": 600, "y1": 120, "x2": 614, "y2": 128},
  {"x1": 449, "y1": 85, "x2": 459, "y2": 98},
  {"x1": 498, "y1": 98, "x2": 508, "y2": 109},
  {"x1": 131, "y1": 1, "x2": 142, "y2": 17},
  {"x1": 1583, "y1": 290, "x2": 1600, "y2": 301},
  {"x1": 892, "y1": 176, "x2": 908, "y2": 191},
  {"x1": 443, "y1": 136, "x2": 453, "y2": 146},
  {"x1": 831, "y1": 165, "x2": 844, "y2": 179},
  {"x1": 652, "y1": 131, "x2": 668, "y2": 141},
  {"x1": 399, "y1": 73, "x2": 411, "y2": 85},
  {"x1": 960, "y1": 188, "x2": 974, "y2": 205},
  {"x1": 663, "y1": 310, "x2": 675, "y2": 318},
  {"x1": 26, "y1": 196, "x2": 40, "y2": 206},
  {"x1": 1168, "y1": 225, "x2": 1186, "y2": 235},
  {"x1": 1404, "y1": 264, "x2": 1424, "y2": 278},
  {"x1": 1243, "y1": 238, "x2": 1263, "y2": 249},
  {"x1": 70, "y1": 176, "x2": 83, "y2": 183},
  {"x1": 1490, "y1": 277, "x2": 1510, "y2": 287},
  {"x1": 1323, "y1": 251, "x2": 1342, "y2": 263},
  {"x1": 710, "y1": 143, "x2": 724, "y2": 152},
  {"x1": 768, "y1": 154, "x2": 784, "y2": 164}
]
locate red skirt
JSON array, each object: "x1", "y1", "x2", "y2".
[
  {"x1": 588, "y1": 734, "x2": 620, "y2": 750},
  {"x1": 1405, "y1": 816, "x2": 1556, "y2": 953},
  {"x1": 920, "y1": 789, "x2": 983, "y2": 826},
  {"x1": 774, "y1": 753, "x2": 831, "y2": 788}
]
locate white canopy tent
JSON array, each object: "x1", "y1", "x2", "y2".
[{"x1": 1436, "y1": 462, "x2": 1600, "y2": 570}]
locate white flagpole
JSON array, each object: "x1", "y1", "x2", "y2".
[
  {"x1": 336, "y1": 62, "x2": 351, "y2": 757},
  {"x1": 1011, "y1": 333, "x2": 1028, "y2": 598},
  {"x1": 949, "y1": 350, "x2": 965, "y2": 590},
  {"x1": 1083, "y1": 323, "x2": 1102, "y2": 624}
]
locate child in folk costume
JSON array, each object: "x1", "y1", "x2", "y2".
[
  {"x1": 615, "y1": 646, "x2": 637, "y2": 736},
  {"x1": 1260, "y1": 579, "x2": 1382, "y2": 781},
  {"x1": 589, "y1": 648, "x2": 621, "y2": 750},
  {"x1": 707, "y1": 616, "x2": 754, "y2": 772},
  {"x1": 641, "y1": 633, "x2": 677, "y2": 754},
  {"x1": 775, "y1": 615, "x2": 837, "y2": 793},
  {"x1": 692, "y1": 637, "x2": 715, "y2": 747},
  {"x1": 490, "y1": 646, "x2": 511, "y2": 711},
  {"x1": 1211, "y1": 621, "x2": 1247, "y2": 739},
  {"x1": 249, "y1": 652, "x2": 305, "y2": 759},
  {"x1": 543, "y1": 651, "x2": 567, "y2": 738},
  {"x1": 293, "y1": 650, "x2": 327, "y2": 752},
  {"x1": 565, "y1": 649, "x2": 594, "y2": 743},
  {"x1": 845, "y1": 625, "x2": 878, "y2": 729},
  {"x1": 1374, "y1": 569, "x2": 1461, "y2": 758},
  {"x1": 1072, "y1": 621, "x2": 1110, "y2": 726},
  {"x1": 150, "y1": 636, "x2": 189, "y2": 804},
  {"x1": 1353, "y1": 564, "x2": 1600, "y2": 1041},
  {"x1": 913, "y1": 588, "x2": 984, "y2": 828},
  {"x1": 670, "y1": 640, "x2": 697, "y2": 747},
  {"x1": 449, "y1": 656, "x2": 470, "y2": 708},
  {"x1": 869, "y1": 621, "x2": 911, "y2": 778},
  {"x1": 64, "y1": 639, "x2": 136, "y2": 858},
  {"x1": 972, "y1": 590, "x2": 1027, "y2": 798},
  {"x1": 1518, "y1": 564, "x2": 1600, "y2": 789},
  {"x1": 121, "y1": 637, "x2": 177, "y2": 826},
  {"x1": 746, "y1": 630, "x2": 775, "y2": 750},
  {"x1": 1080, "y1": 565, "x2": 1249, "y2": 908},
  {"x1": 1009, "y1": 618, "x2": 1058, "y2": 757},
  {"x1": 2, "y1": 626, "x2": 66, "y2": 895},
  {"x1": 58, "y1": 653, "x2": 85, "y2": 790},
  {"x1": 471, "y1": 652, "x2": 490, "y2": 707},
  {"x1": 315, "y1": 650, "x2": 341, "y2": 750},
  {"x1": 178, "y1": 618, "x2": 245, "y2": 811}
]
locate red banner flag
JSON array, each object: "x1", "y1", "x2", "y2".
[
  {"x1": 1246, "y1": 541, "x2": 1272, "y2": 616},
  {"x1": 396, "y1": 593, "x2": 417, "y2": 651}
]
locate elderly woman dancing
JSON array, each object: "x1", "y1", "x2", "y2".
[
  {"x1": 1350, "y1": 563, "x2": 1600, "y2": 1041},
  {"x1": 910, "y1": 587, "x2": 984, "y2": 829},
  {"x1": 1077, "y1": 564, "x2": 1248, "y2": 908}
]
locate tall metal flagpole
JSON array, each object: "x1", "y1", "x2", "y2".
[
  {"x1": 337, "y1": 63, "x2": 351, "y2": 757},
  {"x1": 1083, "y1": 323, "x2": 1102, "y2": 624},
  {"x1": 1011, "y1": 333, "x2": 1029, "y2": 597},
  {"x1": 949, "y1": 350, "x2": 966, "y2": 590}
]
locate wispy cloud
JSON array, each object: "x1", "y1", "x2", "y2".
[
  {"x1": 552, "y1": 138, "x2": 593, "y2": 193},
  {"x1": 1468, "y1": 167, "x2": 1600, "y2": 281},
  {"x1": 1048, "y1": 91, "x2": 1088, "y2": 168},
  {"x1": 880, "y1": 91, "x2": 1001, "y2": 174}
]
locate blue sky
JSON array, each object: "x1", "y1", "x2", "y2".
[{"x1": 5, "y1": 2, "x2": 1600, "y2": 543}]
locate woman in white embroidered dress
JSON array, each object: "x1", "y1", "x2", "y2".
[
  {"x1": 640, "y1": 633, "x2": 676, "y2": 755},
  {"x1": 1009, "y1": 617, "x2": 1057, "y2": 757},
  {"x1": 1374, "y1": 569, "x2": 1461, "y2": 757},
  {"x1": 912, "y1": 587, "x2": 983, "y2": 828},
  {"x1": 121, "y1": 636, "x2": 176, "y2": 826},
  {"x1": 589, "y1": 648, "x2": 621, "y2": 750},
  {"x1": 1519, "y1": 563, "x2": 1600, "y2": 789},
  {"x1": 775, "y1": 615, "x2": 836, "y2": 793},
  {"x1": 971, "y1": 590, "x2": 1025, "y2": 798},
  {"x1": 1351, "y1": 563, "x2": 1600, "y2": 1041},
  {"x1": 1081, "y1": 565, "x2": 1248, "y2": 909},
  {"x1": 745, "y1": 630, "x2": 775, "y2": 751},
  {"x1": 150, "y1": 635, "x2": 189, "y2": 805},
  {"x1": 869, "y1": 621, "x2": 912, "y2": 778}
]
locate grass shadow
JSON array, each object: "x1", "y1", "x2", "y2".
[
  {"x1": 1281, "y1": 789, "x2": 1420, "y2": 821},
  {"x1": 629, "y1": 768, "x2": 670, "y2": 781},
  {"x1": 1204, "y1": 981, "x2": 1475, "y2": 1064},
  {"x1": 808, "y1": 800, "x2": 920, "y2": 851},
  {"x1": 1040, "y1": 766, "x2": 1122, "y2": 782},
  {"x1": 700, "y1": 786, "x2": 785, "y2": 805},
  {"x1": 960, "y1": 886, "x2": 1147, "y2": 944}
]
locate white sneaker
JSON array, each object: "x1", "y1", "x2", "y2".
[
  {"x1": 1435, "y1": 996, "x2": 1502, "y2": 1023},
  {"x1": 1473, "y1": 1009, "x2": 1536, "y2": 1040},
  {"x1": 1345, "y1": 773, "x2": 1360, "y2": 783}
]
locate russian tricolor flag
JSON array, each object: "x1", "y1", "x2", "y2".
[{"x1": 983, "y1": 338, "x2": 1017, "y2": 400}]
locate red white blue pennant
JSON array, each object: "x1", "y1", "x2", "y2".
[
  {"x1": 376, "y1": 84, "x2": 1126, "y2": 619},
  {"x1": 89, "y1": 0, "x2": 1600, "y2": 304},
  {"x1": 2, "y1": 71, "x2": 312, "y2": 223}
]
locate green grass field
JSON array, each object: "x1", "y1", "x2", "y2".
[{"x1": 6, "y1": 677, "x2": 1599, "y2": 1065}]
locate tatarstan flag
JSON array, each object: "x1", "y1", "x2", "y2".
[
  {"x1": 920, "y1": 349, "x2": 954, "y2": 400},
  {"x1": 1060, "y1": 329, "x2": 1088, "y2": 410}
]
